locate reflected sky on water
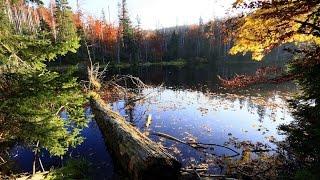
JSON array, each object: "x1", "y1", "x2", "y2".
[{"x1": 10, "y1": 62, "x2": 297, "y2": 177}]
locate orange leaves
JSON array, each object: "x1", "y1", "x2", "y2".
[
  {"x1": 73, "y1": 12, "x2": 83, "y2": 29},
  {"x1": 218, "y1": 66, "x2": 285, "y2": 88},
  {"x1": 38, "y1": 6, "x2": 54, "y2": 29},
  {"x1": 85, "y1": 16, "x2": 118, "y2": 48},
  {"x1": 27, "y1": 3, "x2": 118, "y2": 48}
]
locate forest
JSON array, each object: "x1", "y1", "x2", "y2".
[{"x1": 1, "y1": 0, "x2": 320, "y2": 179}]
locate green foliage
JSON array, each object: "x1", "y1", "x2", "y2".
[
  {"x1": 0, "y1": 1, "x2": 79, "y2": 74},
  {"x1": 45, "y1": 159, "x2": 90, "y2": 180},
  {"x1": 1, "y1": 70, "x2": 87, "y2": 156},
  {"x1": 118, "y1": 0, "x2": 139, "y2": 63},
  {"x1": 0, "y1": 34, "x2": 79, "y2": 73},
  {"x1": 55, "y1": 0, "x2": 79, "y2": 44},
  {"x1": 0, "y1": 0, "x2": 86, "y2": 160},
  {"x1": 0, "y1": 1, "x2": 11, "y2": 36}
]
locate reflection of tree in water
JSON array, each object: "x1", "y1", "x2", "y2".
[
  {"x1": 238, "y1": 97, "x2": 245, "y2": 110},
  {"x1": 257, "y1": 105, "x2": 266, "y2": 123},
  {"x1": 220, "y1": 61, "x2": 320, "y2": 179}
]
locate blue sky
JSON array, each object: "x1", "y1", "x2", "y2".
[{"x1": 43, "y1": 0, "x2": 236, "y2": 29}]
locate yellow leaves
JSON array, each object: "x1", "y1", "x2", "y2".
[
  {"x1": 230, "y1": 16, "x2": 284, "y2": 61},
  {"x1": 230, "y1": 11, "x2": 320, "y2": 61},
  {"x1": 232, "y1": 0, "x2": 245, "y2": 7},
  {"x1": 288, "y1": 34, "x2": 320, "y2": 45},
  {"x1": 229, "y1": 1, "x2": 320, "y2": 61}
]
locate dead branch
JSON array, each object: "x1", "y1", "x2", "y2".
[
  {"x1": 151, "y1": 132, "x2": 240, "y2": 158},
  {"x1": 101, "y1": 74, "x2": 150, "y2": 103}
]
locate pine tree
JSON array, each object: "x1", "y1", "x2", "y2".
[
  {"x1": 134, "y1": 15, "x2": 143, "y2": 62},
  {"x1": 0, "y1": 0, "x2": 86, "y2": 173},
  {"x1": 168, "y1": 31, "x2": 179, "y2": 60},
  {"x1": 118, "y1": 0, "x2": 136, "y2": 63},
  {"x1": 54, "y1": 0, "x2": 79, "y2": 55}
]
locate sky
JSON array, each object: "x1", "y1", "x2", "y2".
[{"x1": 43, "y1": 0, "x2": 236, "y2": 30}]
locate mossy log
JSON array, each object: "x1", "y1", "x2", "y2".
[{"x1": 90, "y1": 97, "x2": 181, "y2": 180}]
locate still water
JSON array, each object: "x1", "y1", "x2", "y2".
[{"x1": 11, "y1": 62, "x2": 296, "y2": 179}]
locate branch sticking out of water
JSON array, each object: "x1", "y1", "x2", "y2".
[{"x1": 150, "y1": 132, "x2": 240, "y2": 158}]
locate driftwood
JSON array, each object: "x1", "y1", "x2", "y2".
[
  {"x1": 151, "y1": 132, "x2": 240, "y2": 158},
  {"x1": 90, "y1": 97, "x2": 181, "y2": 180}
]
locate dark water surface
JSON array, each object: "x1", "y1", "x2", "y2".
[{"x1": 11, "y1": 62, "x2": 296, "y2": 178}]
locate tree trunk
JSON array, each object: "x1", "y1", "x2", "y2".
[
  {"x1": 32, "y1": 140, "x2": 40, "y2": 175},
  {"x1": 117, "y1": 40, "x2": 121, "y2": 64},
  {"x1": 90, "y1": 97, "x2": 181, "y2": 180}
]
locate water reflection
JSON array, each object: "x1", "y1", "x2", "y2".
[
  {"x1": 8, "y1": 107, "x2": 115, "y2": 179},
  {"x1": 107, "y1": 62, "x2": 289, "y2": 91},
  {"x1": 112, "y1": 85, "x2": 295, "y2": 173},
  {"x1": 6, "y1": 63, "x2": 297, "y2": 178}
]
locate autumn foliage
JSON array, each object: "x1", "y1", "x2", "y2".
[{"x1": 217, "y1": 66, "x2": 293, "y2": 88}]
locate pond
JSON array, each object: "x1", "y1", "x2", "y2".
[{"x1": 10, "y1": 61, "x2": 297, "y2": 179}]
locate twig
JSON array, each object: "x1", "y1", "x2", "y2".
[
  {"x1": 0, "y1": 155, "x2": 7, "y2": 165},
  {"x1": 151, "y1": 132, "x2": 240, "y2": 158},
  {"x1": 32, "y1": 140, "x2": 40, "y2": 175},
  {"x1": 55, "y1": 105, "x2": 66, "y2": 116},
  {"x1": 38, "y1": 157, "x2": 45, "y2": 172},
  {"x1": 194, "y1": 168, "x2": 201, "y2": 179},
  {"x1": 181, "y1": 168, "x2": 208, "y2": 172},
  {"x1": 181, "y1": 168, "x2": 227, "y2": 179}
]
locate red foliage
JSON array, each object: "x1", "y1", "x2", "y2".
[
  {"x1": 146, "y1": 32, "x2": 165, "y2": 60},
  {"x1": 218, "y1": 66, "x2": 293, "y2": 88},
  {"x1": 85, "y1": 16, "x2": 118, "y2": 49},
  {"x1": 73, "y1": 12, "x2": 83, "y2": 28},
  {"x1": 37, "y1": 6, "x2": 54, "y2": 29}
]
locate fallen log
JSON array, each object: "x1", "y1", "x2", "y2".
[{"x1": 90, "y1": 96, "x2": 181, "y2": 180}]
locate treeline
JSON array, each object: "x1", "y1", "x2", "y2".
[
  {"x1": 45, "y1": 0, "x2": 235, "y2": 65},
  {"x1": 9, "y1": 0, "x2": 286, "y2": 66}
]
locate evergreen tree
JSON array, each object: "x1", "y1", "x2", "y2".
[
  {"x1": 134, "y1": 15, "x2": 143, "y2": 62},
  {"x1": 0, "y1": 0, "x2": 87, "y2": 173},
  {"x1": 118, "y1": 0, "x2": 137, "y2": 63},
  {"x1": 55, "y1": 0, "x2": 78, "y2": 44},
  {"x1": 167, "y1": 31, "x2": 179, "y2": 60}
]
